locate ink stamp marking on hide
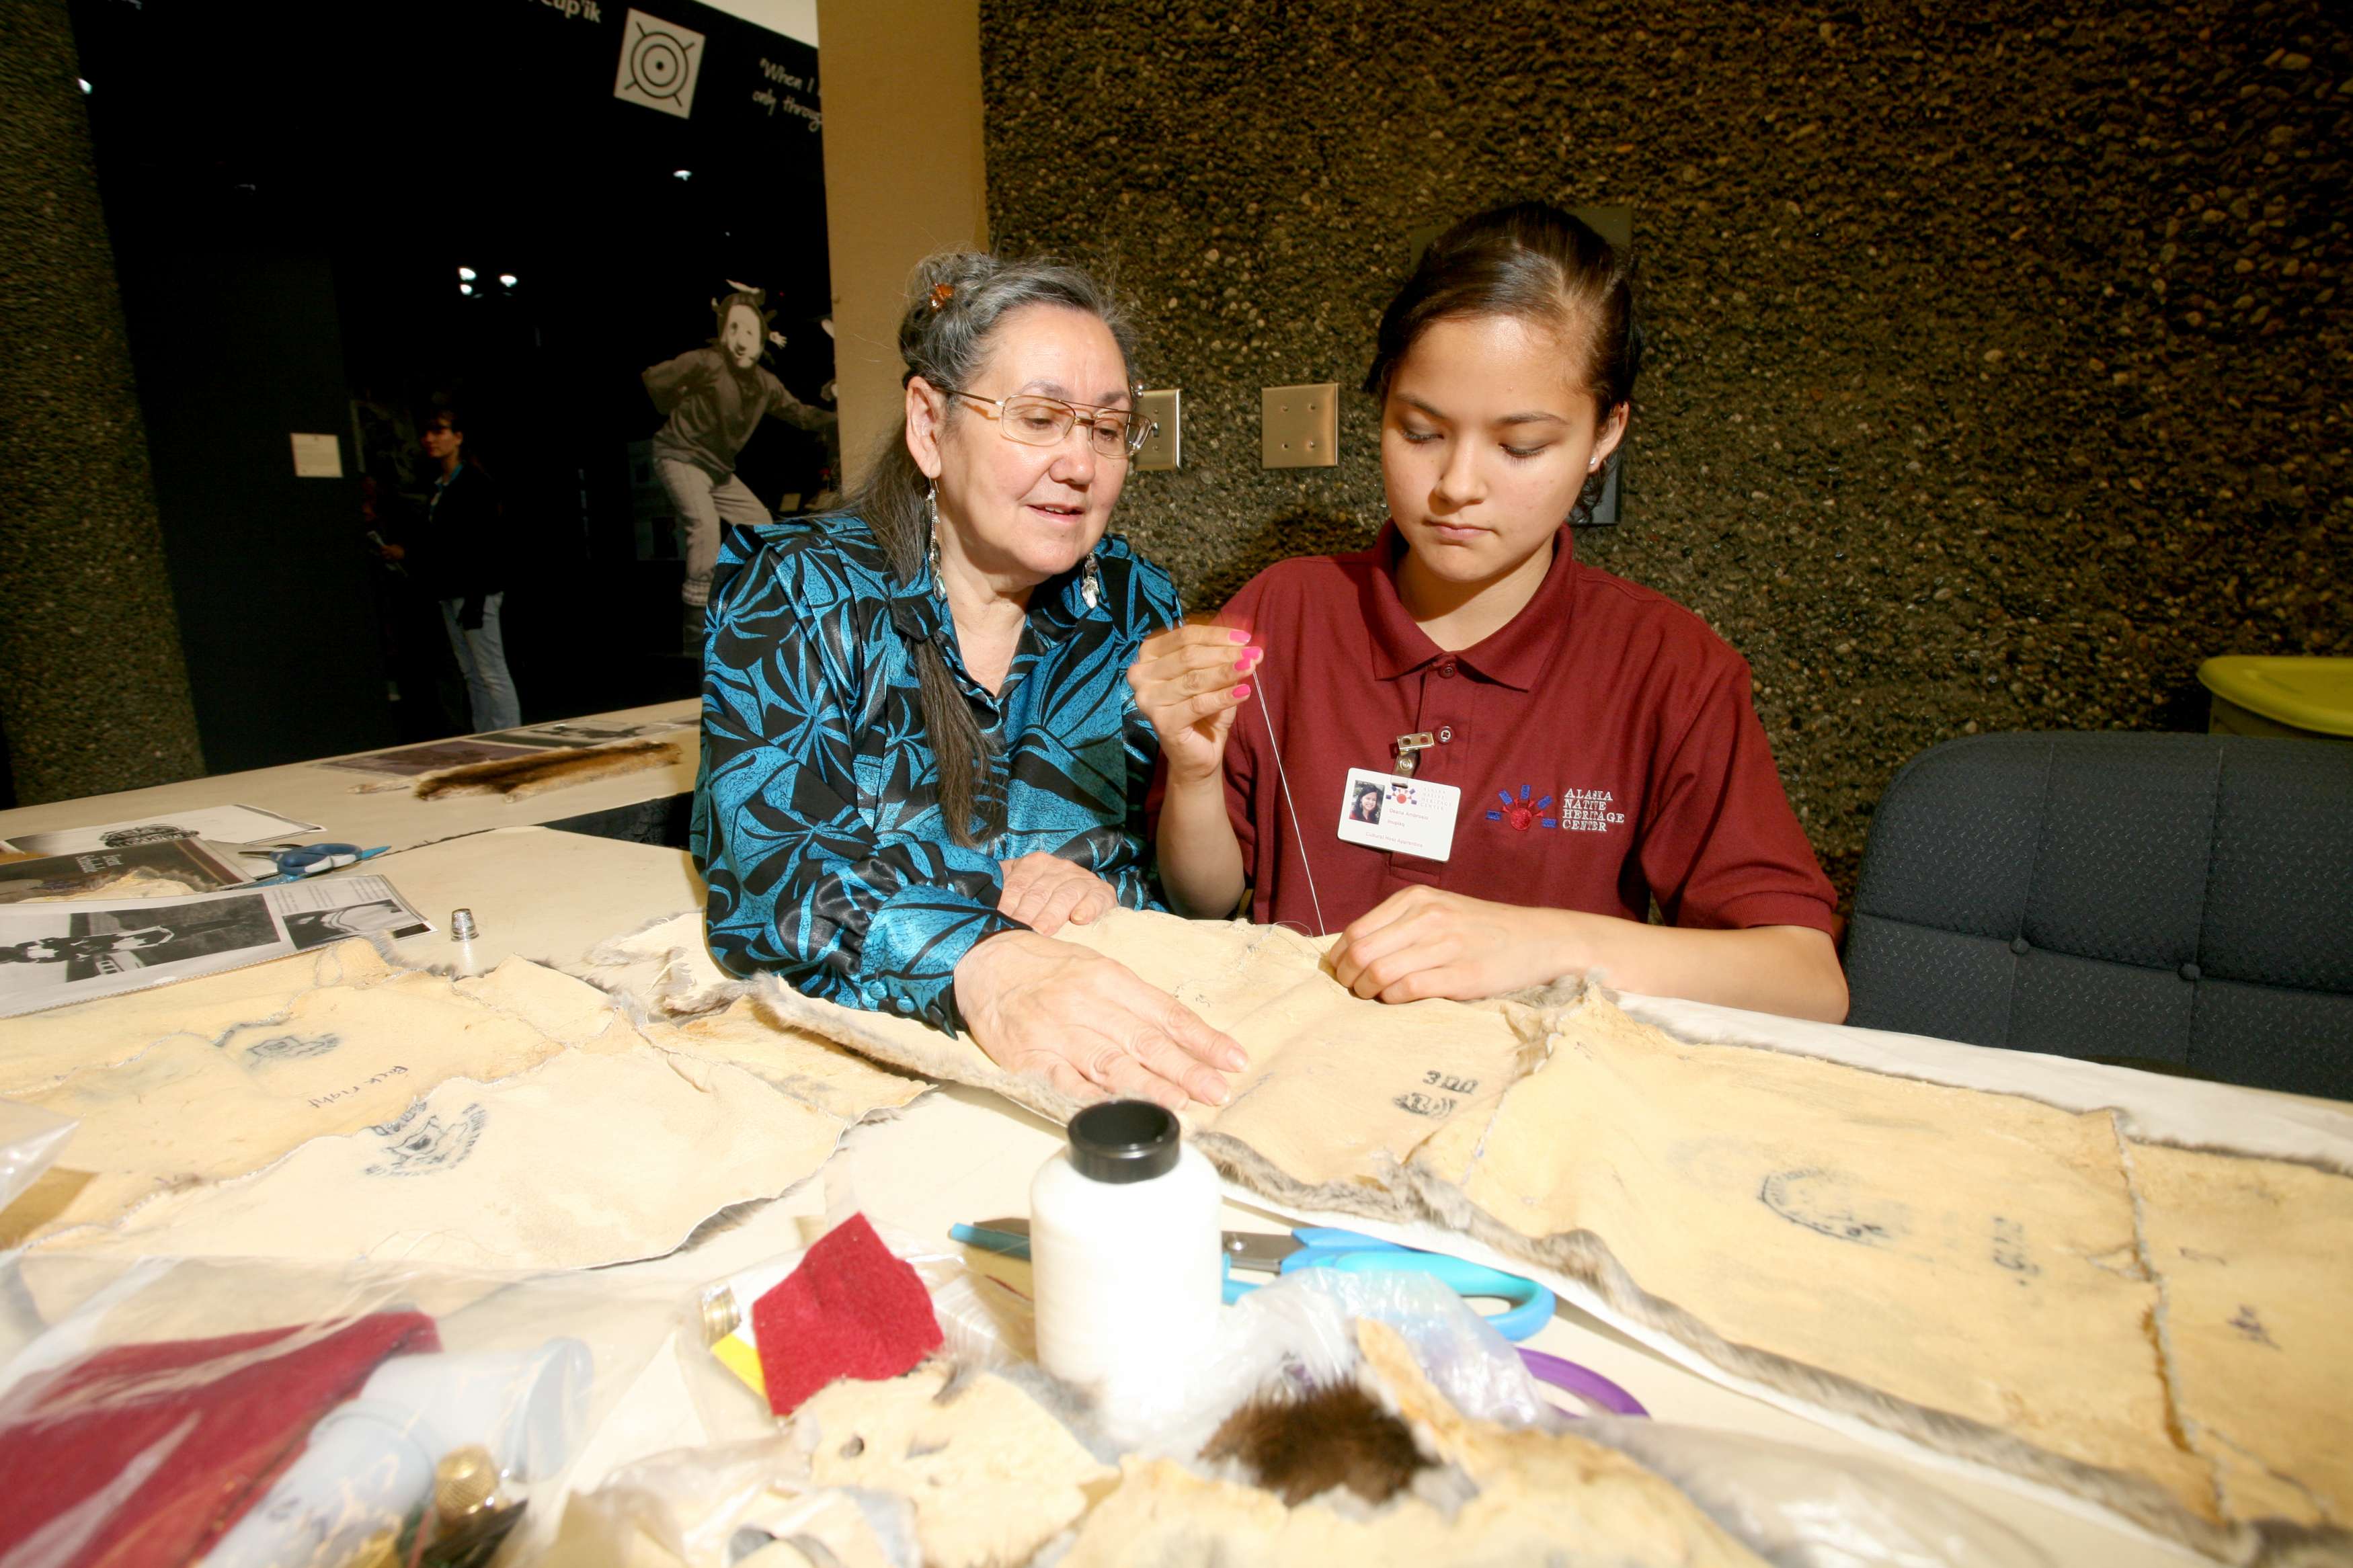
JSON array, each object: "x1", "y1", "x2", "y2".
[
  {"x1": 1394, "y1": 1091, "x2": 1456, "y2": 1118},
  {"x1": 1991, "y1": 1216, "x2": 2041, "y2": 1280},
  {"x1": 1759, "y1": 1168, "x2": 1908, "y2": 1248},
  {"x1": 244, "y1": 1032, "x2": 342, "y2": 1061},
  {"x1": 364, "y1": 1102, "x2": 487, "y2": 1177}
]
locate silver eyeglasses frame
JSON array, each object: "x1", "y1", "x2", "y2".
[{"x1": 936, "y1": 386, "x2": 1156, "y2": 458}]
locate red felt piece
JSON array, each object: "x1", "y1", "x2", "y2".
[
  {"x1": 750, "y1": 1212, "x2": 943, "y2": 1417},
  {"x1": 0, "y1": 1311, "x2": 440, "y2": 1568}
]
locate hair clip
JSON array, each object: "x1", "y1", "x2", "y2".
[{"x1": 928, "y1": 283, "x2": 955, "y2": 312}]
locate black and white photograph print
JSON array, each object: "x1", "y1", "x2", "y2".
[
  {"x1": 284, "y1": 899, "x2": 430, "y2": 950},
  {"x1": 3, "y1": 804, "x2": 322, "y2": 858},
  {"x1": 0, "y1": 893, "x2": 279, "y2": 1007},
  {"x1": 0, "y1": 839, "x2": 250, "y2": 904}
]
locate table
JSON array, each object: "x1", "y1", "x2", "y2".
[
  {"x1": 0, "y1": 700, "x2": 700, "y2": 858},
  {"x1": 9, "y1": 824, "x2": 2338, "y2": 1563}
]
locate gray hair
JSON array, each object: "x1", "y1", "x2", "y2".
[{"x1": 850, "y1": 251, "x2": 1140, "y2": 850}]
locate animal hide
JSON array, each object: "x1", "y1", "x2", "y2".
[
  {"x1": 0, "y1": 935, "x2": 926, "y2": 1268},
  {"x1": 409, "y1": 739, "x2": 681, "y2": 800},
  {"x1": 1055, "y1": 1319, "x2": 1769, "y2": 1568},
  {"x1": 585, "y1": 909, "x2": 2353, "y2": 1565}
]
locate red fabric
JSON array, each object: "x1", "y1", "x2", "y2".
[
  {"x1": 0, "y1": 1311, "x2": 439, "y2": 1568},
  {"x1": 1212, "y1": 523, "x2": 1836, "y2": 938},
  {"x1": 751, "y1": 1212, "x2": 942, "y2": 1417}
]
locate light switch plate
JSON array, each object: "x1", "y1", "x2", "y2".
[
  {"x1": 1262, "y1": 383, "x2": 1338, "y2": 468},
  {"x1": 1133, "y1": 388, "x2": 1180, "y2": 471}
]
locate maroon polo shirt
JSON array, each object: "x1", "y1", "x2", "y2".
[{"x1": 1213, "y1": 524, "x2": 1836, "y2": 938}]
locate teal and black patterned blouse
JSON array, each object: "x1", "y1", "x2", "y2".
[{"x1": 690, "y1": 515, "x2": 1183, "y2": 1032}]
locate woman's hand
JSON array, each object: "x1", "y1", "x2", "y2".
[
  {"x1": 1127, "y1": 624, "x2": 1259, "y2": 783},
  {"x1": 1328, "y1": 888, "x2": 1582, "y2": 1003},
  {"x1": 953, "y1": 931, "x2": 1247, "y2": 1110},
  {"x1": 997, "y1": 852, "x2": 1117, "y2": 935}
]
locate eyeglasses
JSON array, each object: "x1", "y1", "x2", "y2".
[{"x1": 939, "y1": 387, "x2": 1154, "y2": 458}]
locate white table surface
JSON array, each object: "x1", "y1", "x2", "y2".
[
  {"x1": 0, "y1": 700, "x2": 700, "y2": 858},
  {"x1": 11, "y1": 823, "x2": 2290, "y2": 1563}
]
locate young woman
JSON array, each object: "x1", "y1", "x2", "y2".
[
  {"x1": 694, "y1": 254, "x2": 1245, "y2": 1111},
  {"x1": 1135, "y1": 203, "x2": 1847, "y2": 1022}
]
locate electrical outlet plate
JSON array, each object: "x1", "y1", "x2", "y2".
[
  {"x1": 1133, "y1": 388, "x2": 1180, "y2": 471},
  {"x1": 1262, "y1": 383, "x2": 1338, "y2": 468}
]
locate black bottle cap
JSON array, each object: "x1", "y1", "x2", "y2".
[{"x1": 1066, "y1": 1100, "x2": 1181, "y2": 1184}]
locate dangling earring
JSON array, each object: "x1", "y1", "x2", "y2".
[
  {"x1": 924, "y1": 481, "x2": 944, "y2": 594},
  {"x1": 1080, "y1": 547, "x2": 1102, "y2": 610}
]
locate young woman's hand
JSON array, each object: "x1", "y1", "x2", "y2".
[
  {"x1": 953, "y1": 931, "x2": 1247, "y2": 1110},
  {"x1": 1127, "y1": 624, "x2": 1259, "y2": 783},
  {"x1": 997, "y1": 853, "x2": 1117, "y2": 935},
  {"x1": 1327, "y1": 887, "x2": 1581, "y2": 1003}
]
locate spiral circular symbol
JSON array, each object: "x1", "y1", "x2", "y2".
[{"x1": 626, "y1": 25, "x2": 692, "y2": 101}]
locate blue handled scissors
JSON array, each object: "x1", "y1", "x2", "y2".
[
  {"x1": 955, "y1": 1217, "x2": 1556, "y2": 1343},
  {"x1": 240, "y1": 842, "x2": 389, "y2": 886}
]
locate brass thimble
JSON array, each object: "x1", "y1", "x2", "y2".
[{"x1": 433, "y1": 1444, "x2": 502, "y2": 1526}]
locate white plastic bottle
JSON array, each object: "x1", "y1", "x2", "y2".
[{"x1": 1029, "y1": 1100, "x2": 1223, "y2": 1426}]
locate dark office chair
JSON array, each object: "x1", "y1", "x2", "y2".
[{"x1": 1842, "y1": 732, "x2": 2353, "y2": 1099}]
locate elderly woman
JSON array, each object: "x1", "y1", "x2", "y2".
[{"x1": 692, "y1": 254, "x2": 1244, "y2": 1111}]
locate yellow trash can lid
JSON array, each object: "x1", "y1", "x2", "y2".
[{"x1": 2197, "y1": 656, "x2": 2353, "y2": 737}]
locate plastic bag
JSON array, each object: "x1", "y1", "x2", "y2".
[
  {"x1": 1572, "y1": 1416, "x2": 2058, "y2": 1568},
  {"x1": 1057, "y1": 1266, "x2": 1552, "y2": 1458},
  {"x1": 0, "y1": 1251, "x2": 679, "y2": 1568},
  {"x1": 0, "y1": 1098, "x2": 76, "y2": 1218},
  {"x1": 550, "y1": 1438, "x2": 921, "y2": 1568}
]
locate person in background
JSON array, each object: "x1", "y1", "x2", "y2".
[
  {"x1": 379, "y1": 408, "x2": 520, "y2": 732},
  {"x1": 693, "y1": 253, "x2": 1242, "y2": 1112},
  {"x1": 643, "y1": 287, "x2": 838, "y2": 652},
  {"x1": 1135, "y1": 202, "x2": 1847, "y2": 1024}
]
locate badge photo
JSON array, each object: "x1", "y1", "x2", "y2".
[{"x1": 1335, "y1": 767, "x2": 1462, "y2": 862}]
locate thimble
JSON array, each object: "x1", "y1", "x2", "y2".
[
  {"x1": 433, "y1": 1444, "x2": 502, "y2": 1525},
  {"x1": 698, "y1": 1283, "x2": 742, "y2": 1346},
  {"x1": 449, "y1": 908, "x2": 479, "y2": 942}
]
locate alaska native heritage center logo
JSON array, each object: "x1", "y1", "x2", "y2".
[
  {"x1": 1488, "y1": 784, "x2": 1627, "y2": 833},
  {"x1": 1487, "y1": 785, "x2": 1556, "y2": 831}
]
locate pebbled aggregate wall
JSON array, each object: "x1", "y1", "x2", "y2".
[
  {"x1": 980, "y1": 0, "x2": 2350, "y2": 898},
  {"x1": 0, "y1": 0, "x2": 204, "y2": 803}
]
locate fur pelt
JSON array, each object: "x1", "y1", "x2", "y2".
[
  {"x1": 1201, "y1": 1383, "x2": 1431, "y2": 1507},
  {"x1": 573, "y1": 915, "x2": 2350, "y2": 1567},
  {"x1": 409, "y1": 739, "x2": 680, "y2": 800}
]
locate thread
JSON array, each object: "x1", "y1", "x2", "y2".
[{"x1": 1249, "y1": 656, "x2": 1328, "y2": 936}]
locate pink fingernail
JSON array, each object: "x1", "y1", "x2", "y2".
[
  {"x1": 1229, "y1": 629, "x2": 1251, "y2": 643},
  {"x1": 1234, "y1": 684, "x2": 1252, "y2": 701}
]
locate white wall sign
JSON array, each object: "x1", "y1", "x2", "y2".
[
  {"x1": 289, "y1": 433, "x2": 344, "y2": 479},
  {"x1": 613, "y1": 9, "x2": 705, "y2": 118}
]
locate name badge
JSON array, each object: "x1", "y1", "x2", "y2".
[{"x1": 1336, "y1": 767, "x2": 1461, "y2": 862}]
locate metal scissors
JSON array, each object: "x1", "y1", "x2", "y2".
[
  {"x1": 953, "y1": 1216, "x2": 1646, "y2": 1415},
  {"x1": 239, "y1": 841, "x2": 388, "y2": 886}
]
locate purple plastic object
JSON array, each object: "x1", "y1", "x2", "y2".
[{"x1": 1517, "y1": 1348, "x2": 1648, "y2": 1417}]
